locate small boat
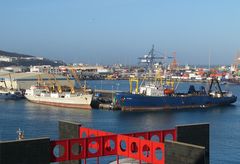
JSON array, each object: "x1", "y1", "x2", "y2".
[
  {"x1": 113, "y1": 78, "x2": 237, "y2": 111},
  {"x1": 0, "y1": 75, "x2": 24, "y2": 100},
  {"x1": 24, "y1": 85, "x2": 93, "y2": 109},
  {"x1": 0, "y1": 89, "x2": 24, "y2": 100}
]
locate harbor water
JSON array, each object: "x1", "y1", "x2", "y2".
[{"x1": 0, "y1": 80, "x2": 240, "y2": 163}]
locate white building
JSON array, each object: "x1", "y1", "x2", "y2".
[{"x1": 0, "y1": 56, "x2": 17, "y2": 62}]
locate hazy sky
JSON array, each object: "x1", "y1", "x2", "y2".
[{"x1": 0, "y1": 0, "x2": 240, "y2": 65}]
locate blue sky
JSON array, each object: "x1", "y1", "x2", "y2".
[{"x1": 0, "y1": 0, "x2": 240, "y2": 65}]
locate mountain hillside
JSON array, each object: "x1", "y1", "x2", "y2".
[{"x1": 0, "y1": 50, "x2": 65, "y2": 67}]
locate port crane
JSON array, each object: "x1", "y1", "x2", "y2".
[
  {"x1": 138, "y1": 45, "x2": 176, "y2": 71},
  {"x1": 68, "y1": 66, "x2": 81, "y2": 87},
  {"x1": 67, "y1": 66, "x2": 88, "y2": 93},
  {"x1": 49, "y1": 74, "x2": 62, "y2": 93},
  {"x1": 65, "y1": 74, "x2": 75, "y2": 94},
  {"x1": 37, "y1": 74, "x2": 44, "y2": 86}
]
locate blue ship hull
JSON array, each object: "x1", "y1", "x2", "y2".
[{"x1": 114, "y1": 92, "x2": 237, "y2": 111}]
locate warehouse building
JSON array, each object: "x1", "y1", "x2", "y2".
[{"x1": 0, "y1": 72, "x2": 75, "y2": 90}]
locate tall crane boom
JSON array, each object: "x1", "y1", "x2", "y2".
[{"x1": 68, "y1": 66, "x2": 81, "y2": 87}]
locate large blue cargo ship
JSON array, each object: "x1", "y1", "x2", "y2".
[{"x1": 113, "y1": 78, "x2": 237, "y2": 111}]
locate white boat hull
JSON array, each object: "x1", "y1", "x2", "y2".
[{"x1": 25, "y1": 93, "x2": 93, "y2": 109}]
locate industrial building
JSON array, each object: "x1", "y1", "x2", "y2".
[{"x1": 0, "y1": 72, "x2": 75, "y2": 90}]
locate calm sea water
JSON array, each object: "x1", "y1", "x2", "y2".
[{"x1": 0, "y1": 80, "x2": 240, "y2": 164}]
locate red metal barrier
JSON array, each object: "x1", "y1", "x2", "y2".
[
  {"x1": 79, "y1": 127, "x2": 114, "y2": 138},
  {"x1": 162, "y1": 129, "x2": 176, "y2": 142},
  {"x1": 128, "y1": 136, "x2": 140, "y2": 160},
  {"x1": 103, "y1": 135, "x2": 118, "y2": 156},
  {"x1": 80, "y1": 127, "x2": 89, "y2": 138},
  {"x1": 152, "y1": 141, "x2": 165, "y2": 164},
  {"x1": 86, "y1": 136, "x2": 102, "y2": 158},
  {"x1": 149, "y1": 130, "x2": 163, "y2": 142},
  {"x1": 117, "y1": 134, "x2": 129, "y2": 157},
  {"x1": 132, "y1": 132, "x2": 149, "y2": 140},
  {"x1": 140, "y1": 139, "x2": 153, "y2": 163},
  {"x1": 50, "y1": 139, "x2": 69, "y2": 162},
  {"x1": 69, "y1": 138, "x2": 86, "y2": 160},
  {"x1": 51, "y1": 127, "x2": 176, "y2": 163}
]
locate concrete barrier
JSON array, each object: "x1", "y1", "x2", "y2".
[
  {"x1": 59, "y1": 120, "x2": 82, "y2": 164},
  {"x1": 176, "y1": 123, "x2": 209, "y2": 164},
  {"x1": 165, "y1": 140, "x2": 206, "y2": 164},
  {"x1": 0, "y1": 137, "x2": 50, "y2": 164}
]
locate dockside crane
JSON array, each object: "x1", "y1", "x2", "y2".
[
  {"x1": 68, "y1": 66, "x2": 81, "y2": 87},
  {"x1": 37, "y1": 74, "x2": 44, "y2": 86},
  {"x1": 67, "y1": 66, "x2": 89, "y2": 93},
  {"x1": 50, "y1": 74, "x2": 62, "y2": 93},
  {"x1": 8, "y1": 73, "x2": 13, "y2": 89},
  {"x1": 46, "y1": 73, "x2": 56, "y2": 92},
  {"x1": 66, "y1": 74, "x2": 75, "y2": 94}
]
